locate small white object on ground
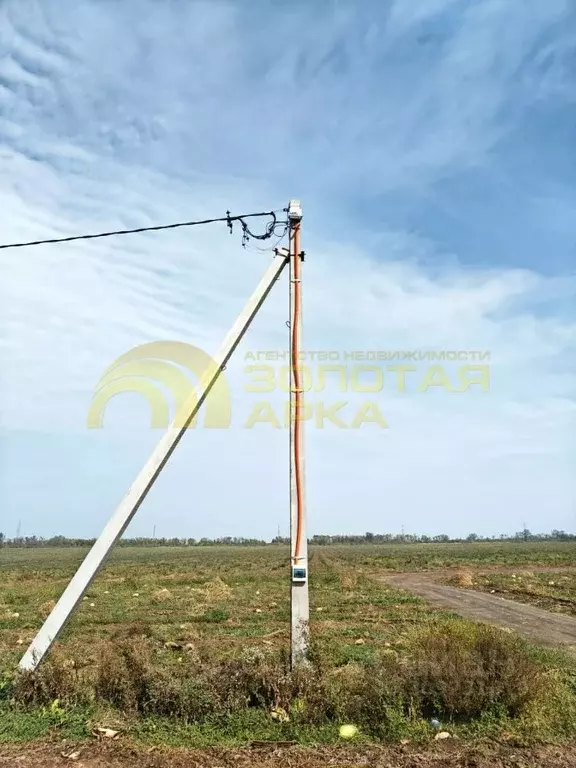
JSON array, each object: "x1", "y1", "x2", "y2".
[
  {"x1": 94, "y1": 727, "x2": 120, "y2": 740},
  {"x1": 339, "y1": 724, "x2": 358, "y2": 739},
  {"x1": 270, "y1": 707, "x2": 290, "y2": 723}
]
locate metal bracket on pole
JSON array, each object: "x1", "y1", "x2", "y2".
[{"x1": 19, "y1": 250, "x2": 290, "y2": 673}]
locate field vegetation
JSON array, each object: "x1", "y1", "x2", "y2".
[{"x1": 1, "y1": 542, "x2": 576, "y2": 749}]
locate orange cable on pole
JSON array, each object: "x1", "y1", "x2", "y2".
[{"x1": 291, "y1": 217, "x2": 304, "y2": 561}]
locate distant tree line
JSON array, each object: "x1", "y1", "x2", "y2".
[
  {"x1": 0, "y1": 533, "x2": 268, "y2": 549},
  {"x1": 0, "y1": 529, "x2": 575, "y2": 549},
  {"x1": 304, "y1": 529, "x2": 576, "y2": 545}
]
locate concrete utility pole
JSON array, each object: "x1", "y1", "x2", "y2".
[
  {"x1": 19, "y1": 249, "x2": 290, "y2": 672},
  {"x1": 288, "y1": 199, "x2": 310, "y2": 666}
]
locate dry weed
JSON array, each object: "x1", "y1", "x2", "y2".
[
  {"x1": 451, "y1": 569, "x2": 475, "y2": 587},
  {"x1": 152, "y1": 588, "x2": 173, "y2": 603},
  {"x1": 201, "y1": 577, "x2": 232, "y2": 602},
  {"x1": 39, "y1": 600, "x2": 56, "y2": 618},
  {"x1": 339, "y1": 571, "x2": 358, "y2": 590}
]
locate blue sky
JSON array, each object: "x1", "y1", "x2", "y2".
[{"x1": 0, "y1": 0, "x2": 575, "y2": 540}]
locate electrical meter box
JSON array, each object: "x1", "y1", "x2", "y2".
[{"x1": 292, "y1": 566, "x2": 307, "y2": 583}]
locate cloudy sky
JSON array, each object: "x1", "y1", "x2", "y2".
[{"x1": 1, "y1": 0, "x2": 575, "y2": 541}]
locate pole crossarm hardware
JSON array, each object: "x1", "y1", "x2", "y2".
[{"x1": 19, "y1": 246, "x2": 291, "y2": 673}]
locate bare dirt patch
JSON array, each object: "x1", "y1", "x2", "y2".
[{"x1": 3, "y1": 742, "x2": 576, "y2": 768}]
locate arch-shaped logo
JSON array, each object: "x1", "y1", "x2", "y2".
[{"x1": 87, "y1": 341, "x2": 231, "y2": 429}]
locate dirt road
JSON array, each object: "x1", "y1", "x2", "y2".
[
  {"x1": 380, "y1": 569, "x2": 576, "y2": 647},
  {"x1": 2, "y1": 742, "x2": 576, "y2": 768}
]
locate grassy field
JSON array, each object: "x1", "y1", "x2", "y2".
[
  {"x1": 330, "y1": 540, "x2": 576, "y2": 572},
  {"x1": 1, "y1": 542, "x2": 576, "y2": 750}
]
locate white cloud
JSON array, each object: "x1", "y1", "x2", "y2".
[{"x1": 0, "y1": 0, "x2": 574, "y2": 538}]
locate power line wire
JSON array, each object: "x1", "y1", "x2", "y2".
[
  {"x1": 243, "y1": 221, "x2": 289, "y2": 253},
  {"x1": 0, "y1": 209, "x2": 285, "y2": 251}
]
